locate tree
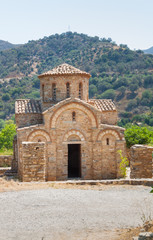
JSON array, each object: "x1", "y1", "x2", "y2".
[
  {"x1": 98, "y1": 81, "x2": 112, "y2": 92},
  {"x1": 89, "y1": 84, "x2": 97, "y2": 98},
  {"x1": 129, "y1": 84, "x2": 138, "y2": 93},
  {"x1": 117, "y1": 63, "x2": 124, "y2": 74},
  {"x1": 142, "y1": 90, "x2": 152, "y2": 99},
  {"x1": 144, "y1": 75, "x2": 153, "y2": 88},
  {"x1": 126, "y1": 99, "x2": 137, "y2": 111},
  {"x1": 2, "y1": 93, "x2": 10, "y2": 101},
  {"x1": 118, "y1": 86, "x2": 126, "y2": 95},
  {"x1": 0, "y1": 120, "x2": 16, "y2": 149},
  {"x1": 0, "y1": 119, "x2": 5, "y2": 130},
  {"x1": 100, "y1": 89, "x2": 116, "y2": 100},
  {"x1": 125, "y1": 126, "x2": 152, "y2": 148}
]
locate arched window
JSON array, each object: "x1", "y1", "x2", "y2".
[
  {"x1": 79, "y1": 82, "x2": 82, "y2": 99},
  {"x1": 66, "y1": 82, "x2": 70, "y2": 98},
  {"x1": 106, "y1": 138, "x2": 109, "y2": 145},
  {"x1": 42, "y1": 84, "x2": 44, "y2": 101},
  {"x1": 52, "y1": 83, "x2": 56, "y2": 101},
  {"x1": 72, "y1": 111, "x2": 76, "y2": 121}
]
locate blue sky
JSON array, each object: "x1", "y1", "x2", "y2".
[{"x1": 0, "y1": 0, "x2": 153, "y2": 50}]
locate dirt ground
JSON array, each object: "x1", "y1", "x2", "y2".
[{"x1": 0, "y1": 177, "x2": 153, "y2": 240}]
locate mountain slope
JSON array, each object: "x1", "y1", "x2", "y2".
[
  {"x1": 143, "y1": 46, "x2": 153, "y2": 54},
  {"x1": 0, "y1": 32, "x2": 153, "y2": 121},
  {"x1": 0, "y1": 40, "x2": 19, "y2": 51}
]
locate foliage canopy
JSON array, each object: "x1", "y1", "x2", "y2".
[{"x1": 0, "y1": 120, "x2": 16, "y2": 150}]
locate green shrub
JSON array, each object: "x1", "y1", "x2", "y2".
[
  {"x1": 117, "y1": 150, "x2": 129, "y2": 178},
  {"x1": 0, "y1": 120, "x2": 16, "y2": 149},
  {"x1": 125, "y1": 125, "x2": 153, "y2": 148}
]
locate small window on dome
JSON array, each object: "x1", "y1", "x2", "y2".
[
  {"x1": 72, "y1": 111, "x2": 76, "y2": 121},
  {"x1": 42, "y1": 84, "x2": 44, "y2": 101},
  {"x1": 66, "y1": 82, "x2": 70, "y2": 98},
  {"x1": 79, "y1": 82, "x2": 82, "y2": 99}
]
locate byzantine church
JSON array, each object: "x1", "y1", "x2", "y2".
[{"x1": 13, "y1": 63, "x2": 125, "y2": 181}]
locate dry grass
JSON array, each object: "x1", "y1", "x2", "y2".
[
  {"x1": 116, "y1": 220, "x2": 153, "y2": 240},
  {"x1": 0, "y1": 177, "x2": 117, "y2": 192},
  {"x1": 0, "y1": 177, "x2": 147, "y2": 193}
]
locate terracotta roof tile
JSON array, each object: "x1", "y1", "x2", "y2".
[
  {"x1": 15, "y1": 99, "x2": 42, "y2": 114},
  {"x1": 88, "y1": 99, "x2": 116, "y2": 111},
  {"x1": 38, "y1": 63, "x2": 91, "y2": 78}
]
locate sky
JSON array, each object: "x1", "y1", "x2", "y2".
[{"x1": 0, "y1": 0, "x2": 153, "y2": 50}]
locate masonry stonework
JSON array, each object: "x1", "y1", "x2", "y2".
[
  {"x1": 12, "y1": 63, "x2": 126, "y2": 181},
  {"x1": 19, "y1": 142, "x2": 46, "y2": 182},
  {"x1": 130, "y1": 145, "x2": 153, "y2": 178},
  {"x1": 0, "y1": 155, "x2": 12, "y2": 167}
]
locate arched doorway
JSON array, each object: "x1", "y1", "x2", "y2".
[
  {"x1": 63, "y1": 130, "x2": 86, "y2": 179},
  {"x1": 68, "y1": 144, "x2": 81, "y2": 178}
]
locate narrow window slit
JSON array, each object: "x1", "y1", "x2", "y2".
[
  {"x1": 72, "y1": 111, "x2": 76, "y2": 121},
  {"x1": 79, "y1": 83, "x2": 82, "y2": 99},
  {"x1": 52, "y1": 83, "x2": 56, "y2": 101},
  {"x1": 66, "y1": 82, "x2": 70, "y2": 98}
]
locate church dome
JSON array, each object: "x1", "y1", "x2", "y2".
[{"x1": 38, "y1": 63, "x2": 91, "y2": 78}]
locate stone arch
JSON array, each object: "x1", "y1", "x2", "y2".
[
  {"x1": 27, "y1": 130, "x2": 51, "y2": 142},
  {"x1": 50, "y1": 102, "x2": 97, "y2": 128},
  {"x1": 97, "y1": 129, "x2": 121, "y2": 141},
  {"x1": 63, "y1": 129, "x2": 85, "y2": 142}
]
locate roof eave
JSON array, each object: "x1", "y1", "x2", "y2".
[{"x1": 38, "y1": 73, "x2": 91, "y2": 79}]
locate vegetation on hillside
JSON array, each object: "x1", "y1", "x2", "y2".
[
  {"x1": 0, "y1": 32, "x2": 153, "y2": 122},
  {"x1": 118, "y1": 110, "x2": 153, "y2": 127}
]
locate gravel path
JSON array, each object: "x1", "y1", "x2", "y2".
[{"x1": 0, "y1": 185, "x2": 153, "y2": 240}]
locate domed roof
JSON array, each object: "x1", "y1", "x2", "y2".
[{"x1": 38, "y1": 63, "x2": 91, "y2": 78}]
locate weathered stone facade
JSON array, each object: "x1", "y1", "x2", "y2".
[
  {"x1": 130, "y1": 145, "x2": 153, "y2": 178},
  {"x1": 13, "y1": 63, "x2": 126, "y2": 181},
  {"x1": 20, "y1": 142, "x2": 46, "y2": 182}
]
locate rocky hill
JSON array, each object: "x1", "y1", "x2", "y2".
[{"x1": 0, "y1": 32, "x2": 153, "y2": 123}]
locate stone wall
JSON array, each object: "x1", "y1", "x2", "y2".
[
  {"x1": 0, "y1": 155, "x2": 12, "y2": 167},
  {"x1": 19, "y1": 142, "x2": 46, "y2": 182},
  {"x1": 101, "y1": 111, "x2": 118, "y2": 125},
  {"x1": 16, "y1": 113, "x2": 43, "y2": 128},
  {"x1": 130, "y1": 145, "x2": 153, "y2": 178}
]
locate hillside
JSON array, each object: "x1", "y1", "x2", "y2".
[
  {"x1": 0, "y1": 32, "x2": 153, "y2": 123},
  {"x1": 143, "y1": 46, "x2": 153, "y2": 54},
  {"x1": 0, "y1": 40, "x2": 19, "y2": 51}
]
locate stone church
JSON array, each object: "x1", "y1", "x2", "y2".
[{"x1": 13, "y1": 63, "x2": 126, "y2": 181}]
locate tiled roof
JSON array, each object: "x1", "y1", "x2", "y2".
[
  {"x1": 15, "y1": 99, "x2": 42, "y2": 114},
  {"x1": 88, "y1": 99, "x2": 116, "y2": 111},
  {"x1": 38, "y1": 63, "x2": 91, "y2": 78}
]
